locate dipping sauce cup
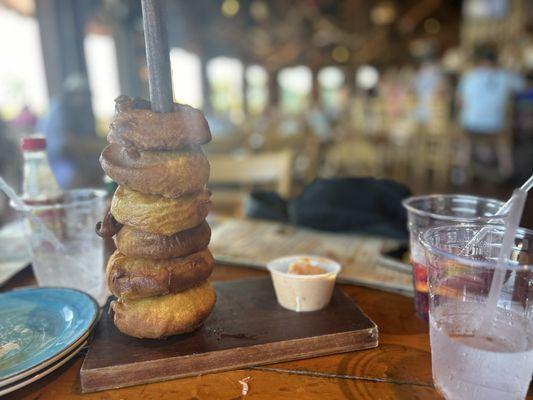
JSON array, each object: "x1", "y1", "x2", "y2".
[{"x1": 267, "y1": 255, "x2": 341, "y2": 312}]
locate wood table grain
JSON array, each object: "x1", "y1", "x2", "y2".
[{"x1": 2, "y1": 265, "x2": 532, "y2": 400}]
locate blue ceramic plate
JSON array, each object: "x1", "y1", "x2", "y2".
[
  {"x1": 0, "y1": 288, "x2": 98, "y2": 383},
  {"x1": 0, "y1": 339, "x2": 88, "y2": 396}
]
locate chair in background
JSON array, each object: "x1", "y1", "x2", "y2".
[
  {"x1": 322, "y1": 137, "x2": 385, "y2": 178},
  {"x1": 249, "y1": 117, "x2": 320, "y2": 185},
  {"x1": 204, "y1": 132, "x2": 248, "y2": 154},
  {"x1": 208, "y1": 150, "x2": 294, "y2": 216},
  {"x1": 411, "y1": 96, "x2": 453, "y2": 191},
  {"x1": 413, "y1": 133, "x2": 451, "y2": 191}
]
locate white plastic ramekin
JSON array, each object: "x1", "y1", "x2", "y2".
[{"x1": 267, "y1": 255, "x2": 341, "y2": 312}]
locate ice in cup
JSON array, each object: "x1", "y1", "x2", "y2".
[
  {"x1": 402, "y1": 195, "x2": 505, "y2": 320},
  {"x1": 17, "y1": 189, "x2": 107, "y2": 304},
  {"x1": 422, "y1": 224, "x2": 533, "y2": 400},
  {"x1": 267, "y1": 255, "x2": 341, "y2": 312}
]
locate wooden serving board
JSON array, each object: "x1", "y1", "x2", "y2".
[{"x1": 80, "y1": 278, "x2": 378, "y2": 393}]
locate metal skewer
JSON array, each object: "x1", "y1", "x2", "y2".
[{"x1": 141, "y1": 0, "x2": 174, "y2": 113}]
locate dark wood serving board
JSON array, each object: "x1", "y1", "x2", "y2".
[{"x1": 80, "y1": 278, "x2": 378, "y2": 393}]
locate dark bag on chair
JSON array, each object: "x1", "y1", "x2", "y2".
[
  {"x1": 244, "y1": 190, "x2": 288, "y2": 222},
  {"x1": 288, "y1": 178, "x2": 410, "y2": 239}
]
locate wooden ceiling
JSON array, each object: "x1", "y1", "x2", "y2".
[
  {"x1": 4, "y1": 0, "x2": 462, "y2": 70},
  {"x1": 165, "y1": 0, "x2": 462, "y2": 70}
]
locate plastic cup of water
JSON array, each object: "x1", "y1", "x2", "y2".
[
  {"x1": 422, "y1": 224, "x2": 533, "y2": 400},
  {"x1": 402, "y1": 194, "x2": 506, "y2": 320},
  {"x1": 18, "y1": 189, "x2": 107, "y2": 304}
]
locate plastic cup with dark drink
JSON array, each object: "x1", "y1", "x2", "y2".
[{"x1": 402, "y1": 195, "x2": 506, "y2": 320}]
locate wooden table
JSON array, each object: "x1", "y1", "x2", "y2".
[{"x1": 3, "y1": 265, "x2": 532, "y2": 400}]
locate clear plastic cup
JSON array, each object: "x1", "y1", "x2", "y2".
[
  {"x1": 18, "y1": 189, "x2": 107, "y2": 304},
  {"x1": 402, "y1": 195, "x2": 506, "y2": 320},
  {"x1": 422, "y1": 224, "x2": 533, "y2": 400}
]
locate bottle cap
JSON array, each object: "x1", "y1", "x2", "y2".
[{"x1": 21, "y1": 137, "x2": 46, "y2": 151}]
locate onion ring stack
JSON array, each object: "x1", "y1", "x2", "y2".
[{"x1": 99, "y1": 95, "x2": 216, "y2": 339}]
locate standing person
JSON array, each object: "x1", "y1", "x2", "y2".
[
  {"x1": 457, "y1": 44, "x2": 525, "y2": 179},
  {"x1": 0, "y1": 117, "x2": 20, "y2": 224},
  {"x1": 11, "y1": 105, "x2": 38, "y2": 136},
  {"x1": 413, "y1": 52, "x2": 446, "y2": 125},
  {"x1": 37, "y1": 74, "x2": 100, "y2": 188}
]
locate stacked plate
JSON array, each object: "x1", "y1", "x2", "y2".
[{"x1": 0, "y1": 288, "x2": 99, "y2": 396}]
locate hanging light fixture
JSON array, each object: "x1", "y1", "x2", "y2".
[
  {"x1": 424, "y1": 18, "x2": 441, "y2": 34},
  {"x1": 370, "y1": 1, "x2": 396, "y2": 26},
  {"x1": 332, "y1": 46, "x2": 350, "y2": 63},
  {"x1": 221, "y1": 0, "x2": 240, "y2": 18},
  {"x1": 250, "y1": 0, "x2": 269, "y2": 21}
]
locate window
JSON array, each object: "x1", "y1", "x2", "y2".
[
  {"x1": 0, "y1": 8, "x2": 47, "y2": 118},
  {"x1": 169, "y1": 48, "x2": 202, "y2": 108},
  {"x1": 356, "y1": 65, "x2": 379, "y2": 90},
  {"x1": 207, "y1": 57, "x2": 243, "y2": 122},
  {"x1": 318, "y1": 66, "x2": 345, "y2": 112},
  {"x1": 84, "y1": 34, "x2": 120, "y2": 121},
  {"x1": 278, "y1": 65, "x2": 311, "y2": 114},
  {"x1": 246, "y1": 65, "x2": 268, "y2": 115}
]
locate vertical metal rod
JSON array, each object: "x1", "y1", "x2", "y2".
[{"x1": 141, "y1": 0, "x2": 174, "y2": 113}]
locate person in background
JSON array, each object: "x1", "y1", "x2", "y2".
[
  {"x1": 457, "y1": 43, "x2": 526, "y2": 179},
  {"x1": 306, "y1": 101, "x2": 331, "y2": 142},
  {"x1": 0, "y1": 116, "x2": 20, "y2": 225},
  {"x1": 11, "y1": 105, "x2": 38, "y2": 136},
  {"x1": 37, "y1": 74, "x2": 100, "y2": 188},
  {"x1": 413, "y1": 52, "x2": 446, "y2": 125}
]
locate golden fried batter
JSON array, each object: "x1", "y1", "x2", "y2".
[
  {"x1": 111, "y1": 186, "x2": 211, "y2": 236},
  {"x1": 108, "y1": 95, "x2": 212, "y2": 150},
  {"x1": 107, "y1": 248, "x2": 214, "y2": 300},
  {"x1": 100, "y1": 143, "x2": 210, "y2": 198},
  {"x1": 111, "y1": 281, "x2": 216, "y2": 339},
  {"x1": 115, "y1": 221, "x2": 211, "y2": 259}
]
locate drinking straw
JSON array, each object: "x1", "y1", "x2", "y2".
[
  {"x1": 0, "y1": 176, "x2": 64, "y2": 251},
  {"x1": 490, "y1": 174, "x2": 533, "y2": 217},
  {"x1": 460, "y1": 173, "x2": 533, "y2": 255},
  {"x1": 481, "y1": 188, "x2": 527, "y2": 330},
  {"x1": 141, "y1": 0, "x2": 174, "y2": 113}
]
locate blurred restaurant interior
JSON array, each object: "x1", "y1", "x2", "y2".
[
  {"x1": 2, "y1": 1, "x2": 533, "y2": 398},
  {"x1": 0, "y1": 0, "x2": 532, "y2": 226}
]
